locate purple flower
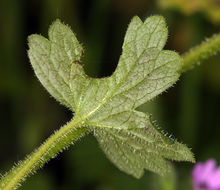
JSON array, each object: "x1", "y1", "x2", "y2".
[{"x1": 192, "y1": 159, "x2": 220, "y2": 190}]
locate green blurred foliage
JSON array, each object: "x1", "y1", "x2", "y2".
[
  {"x1": 0, "y1": 0, "x2": 220, "y2": 189},
  {"x1": 158, "y1": 0, "x2": 220, "y2": 24}
]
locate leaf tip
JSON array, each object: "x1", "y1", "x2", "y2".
[
  {"x1": 131, "y1": 15, "x2": 143, "y2": 23},
  {"x1": 172, "y1": 142, "x2": 196, "y2": 163},
  {"x1": 27, "y1": 34, "x2": 38, "y2": 44},
  {"x1": 186, "y1": 150, "x2": 196, "y2": 163},
  {"x1": 181, "y1": 144, "x2": 196, "y2": 163}
]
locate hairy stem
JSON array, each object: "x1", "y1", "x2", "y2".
[
  {"x1": 0, "y1": 118, "x2": 89, "y2": 190},
  {"x1": 182, "y1": 33, "x2": 220, "y2": 72}
]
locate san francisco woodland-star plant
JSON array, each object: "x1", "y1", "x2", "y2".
[{"x1": 1, "y1": 15, "x2": 220, "y2": 190}]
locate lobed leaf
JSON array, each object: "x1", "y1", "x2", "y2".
[{"x1": 28, "y1": 16, "x2": 195, "y2": 178}]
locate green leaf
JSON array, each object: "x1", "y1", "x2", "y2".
[{"x1": 28, "y1": 16, "x2": 195, "y2": 178}]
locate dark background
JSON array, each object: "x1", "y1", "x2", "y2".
[{"x1": 0, "y1": 0, "x2": 220, "y2": 189}]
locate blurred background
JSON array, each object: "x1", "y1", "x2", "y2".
[{"x1": 0, "y1": 0, "x2": 220, "y2": 189}]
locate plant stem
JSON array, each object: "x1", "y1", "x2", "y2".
[
  {"x1": 0, "y1": 118, "x2": 89, "y2": 190},
  {"x1": 181, "y1": 33, "x2": 220, "y2": 72}
]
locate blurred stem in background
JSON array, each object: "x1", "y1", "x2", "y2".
[
  {"x1": 0, "y1": 0, "x2": 26, "y2": 170},
  {"x1": 152, "y1": 164, "x2": 176, "y2": 190}
]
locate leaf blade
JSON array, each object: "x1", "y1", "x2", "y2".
[{"x1": 28, "y1": 15, "x2": 195, "y2": 178}]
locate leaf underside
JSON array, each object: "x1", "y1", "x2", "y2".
[{"x1": 28, "y1": 15, "x2": 195, "y2": 178}]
